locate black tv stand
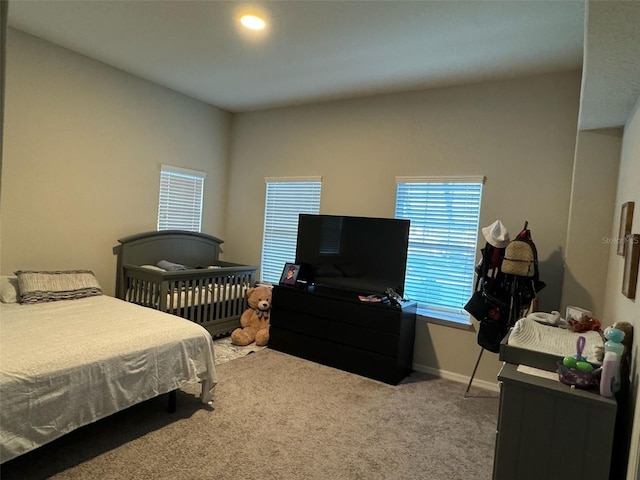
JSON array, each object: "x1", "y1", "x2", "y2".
[{"x1": 269, "y1": 285, "x2": 417, "y2": 385}]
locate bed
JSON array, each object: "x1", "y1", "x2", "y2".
[
  {"x1": 113, "y1": 230, "x2": 258, "y2": 337},
  {"x1": 0, "y1": 272, "x2": 217, "y2": 463}
]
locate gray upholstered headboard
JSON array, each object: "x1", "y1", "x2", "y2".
[{"x1": 113, "y1": 230, "x2": 224, "y2": 298}]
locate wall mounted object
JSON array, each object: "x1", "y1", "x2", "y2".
[
  {"x1": 617, "y1": 201, "x2": 634, "y2": 256},
  {"x1": 622, "y1": 233, "x2": 640, "y2": 299}
]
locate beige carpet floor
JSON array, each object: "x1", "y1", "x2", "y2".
[{"x1": 1, "y1": 349, "x2": 499, "y2": 480}]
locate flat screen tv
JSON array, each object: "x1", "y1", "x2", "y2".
[{"x1": 295, "y1": 214, "x2": 410, "y2": 296}]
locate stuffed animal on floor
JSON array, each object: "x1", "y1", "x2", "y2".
[{"x1": 231, "y1": 285, "x2": 271, "y2": 346}]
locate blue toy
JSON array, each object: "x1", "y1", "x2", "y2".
[{"x1": 601, "y1": 327, "x2": 625, "y2": 396}]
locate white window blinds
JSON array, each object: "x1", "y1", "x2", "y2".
[
  {"x1": 395, "y1": 176, "x2": 484, "y2": 323},
  {"x1": 261, "y1": 177, "x2": 322, "y2": 284},
  {"x1": 157, "y1": 165, "x2": 206, "y2": 232}
]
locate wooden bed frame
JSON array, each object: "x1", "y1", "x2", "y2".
[{"x1": 113, "y1": 230, "x2": 257, "y2": 337}]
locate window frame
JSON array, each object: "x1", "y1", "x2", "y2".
[
  {"x1": 260, "y1": 176, "x2": 322, "y2": 284},
  {"x1": 157, "y1": 164, "x2": 206, "y2": 233},
  {"x1": 395, "y1": 175, "x2": 485, "y2": 325}
]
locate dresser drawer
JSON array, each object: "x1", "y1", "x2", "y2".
[
  {"x1": 328, "y1": 300, "x2": 401, "y2": 333},
  {"x1": 326, "y1": 321, "x2": 399, "y2": 357},
  {"x1": 272, "y1": 287, "x2": 330, "y2": 317},
  {"x1": 270, "y1": 307, "x2": 328, "y2": 338},
  {"x1": 269, "y1": 327, "x2": 326, "y2": 364}
]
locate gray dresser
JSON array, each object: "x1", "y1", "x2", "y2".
[{"x1": 493, "y1": 363, "x2": 617, "y2": 480}]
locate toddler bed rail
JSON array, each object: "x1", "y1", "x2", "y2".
[{"x1": 114, "y1": 230, "x2": 257, "y2": 337}]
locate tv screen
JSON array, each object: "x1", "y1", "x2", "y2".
[{"x1": 295, "y1": 214, "x2": 410, "y2": 296}]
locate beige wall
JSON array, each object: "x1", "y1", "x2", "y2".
[
  {"x1": 0, "y1": 29, "x2": 232, "y2": 295},
  {"x1": 562, "y1": 128, "x2": 622, "y2": 319},
  {"x1": 0, "y1": 0, "x2": 6, "y2": 178},
  {"x1": 225, "y1": 70, "x2": 582, "y2": 385},
  {"x1": 603, "y1": 97, "x2": 640, "y2": 336},
  {"x1": 602, "y1": 95, "x2": 640, "y2": 480}
]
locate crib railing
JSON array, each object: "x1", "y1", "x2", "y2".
[{"x1": 121, "y1": 262, "x2": 257, "y2": 337}]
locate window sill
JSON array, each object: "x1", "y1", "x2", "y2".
[{"x1": 417, "y1": 309, "x2": 476, "y2": 332}]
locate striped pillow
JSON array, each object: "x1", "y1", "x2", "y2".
[{"x1": 15, "y1": 270, "x2": 102, "y2": 304}]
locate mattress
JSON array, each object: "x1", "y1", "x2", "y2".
[
  {"x1": 164, "y1": 283, "x2": 247, "y2": 309},
  {"x1": 0, "y1": 295, "x2": 217, "y2": 463},
  {"x1": 126, "y1": 283, "x2": 246, "y2": 309}
]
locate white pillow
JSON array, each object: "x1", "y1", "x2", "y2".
[{"x1": 0, "y1": 276, "x2": 19, "y2": 303}]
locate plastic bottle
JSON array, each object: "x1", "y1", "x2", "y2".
[
  {"x1": 600, "y1": 328, "x2": 625, "y2": 397},
  {"x1": 600, "y1": 351, "x2": 620, "y2": 397}
]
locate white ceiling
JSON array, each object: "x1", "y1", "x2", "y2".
[{"x1": 6, "y1": 0, "x2": 640, "y2": 128}]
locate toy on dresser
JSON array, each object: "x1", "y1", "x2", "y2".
[
  {"x1": 599, "y1": 324, "x2": 631, "y2": 398},
  {"x1": 567, "y1": 313, "x2": 601, "y2": 332},
  {"x1": 559, "y1": 335, "x2": 600, "y2": 389},
  {"x1": 558, "y1": 321, "x2": 633, "y2": 394},
  {"x1": 612, "y1": 321, "x2": 634, "y2": 358}
]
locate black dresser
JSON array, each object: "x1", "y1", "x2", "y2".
[{"x1": 269, "y1": 286, "x2": 417, "y2": 385}]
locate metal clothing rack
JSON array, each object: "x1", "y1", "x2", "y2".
[{"x1": 464, "y1": 221, "x2": 538, "y2": 397}]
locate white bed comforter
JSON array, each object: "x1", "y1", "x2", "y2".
[{"x1": 0, "y1": 295, "x2": 217, "y2": 463}]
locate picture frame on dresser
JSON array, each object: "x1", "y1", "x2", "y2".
[{"x1": 279, "y1": 262, "x2": 300, "y2": 286}]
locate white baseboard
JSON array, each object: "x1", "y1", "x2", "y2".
[{"x1": 412, "y1": 362, "x2": 500, "y2": 393}]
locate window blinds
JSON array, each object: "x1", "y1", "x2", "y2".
[
  {"x1": 261, "y1": 178, "x2": 321, "y2": 284},
  {"x1": 157, "y1": 165, "x2": 206, "y2": 232},
  {"x1": 395, "y1": 176, "x2": 483, "y2": 323}
]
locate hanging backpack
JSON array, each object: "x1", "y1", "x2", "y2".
[
  {"x1": 501, "y1": 230, "x2": 538, "y2": 278},
  {"x1": 500, "y1": 225, "x2": 546, "y2": 324}
]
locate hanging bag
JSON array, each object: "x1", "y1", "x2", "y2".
[
  {"x1": 464, "y1": 241, "x2": 510, "y2": 352},
  {"x1": 464, "y1": 243, "x2": 505, "y2": 321},
  {"x1": 464, "y1": 290, "x2": 491, "y2": 320},
  {"x1": 477, "y1": 316, "x2": 509, "y2": 353},
  {"x1": 501, "y1": 235, "x2": 537, "y2": 277}
]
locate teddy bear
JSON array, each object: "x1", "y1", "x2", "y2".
[{"x1": 230, "y1": 285, "x2": 271, "y2": 346}]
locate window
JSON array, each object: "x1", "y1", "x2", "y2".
[
  {"x1": 395, "y1": 176, "x2": 484, "y2": 324},
  {"x1": 261, "y1": 177, "x2": 322, "y2": 283},
  {"x1": 157, "y1": 165, "x2": 206, "y2": 232}
]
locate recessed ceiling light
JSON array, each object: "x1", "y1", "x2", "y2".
[{"x1": 240, "y1": 14, "x2": 266, "y2": 31}]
